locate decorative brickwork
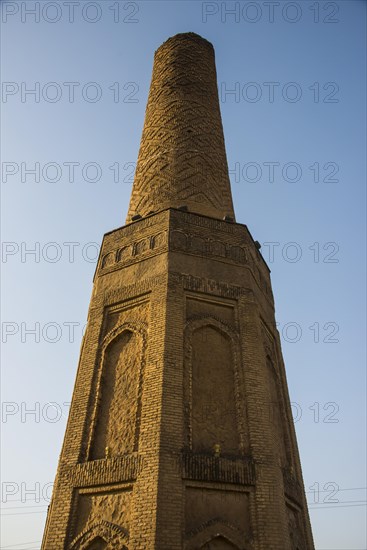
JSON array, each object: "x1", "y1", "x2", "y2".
[
  {"x1": 181, "y1": 453, "x2": 255, "y2": 486},
  {"x1": 41, "y1": 33, "x2": 314, "y2": 549},
  {"x1": 127, "y1": 33, "x2": 235, "y2": 222},
  {"x1": 88, "y1": 324, "x2": 147, "y2": 460}
]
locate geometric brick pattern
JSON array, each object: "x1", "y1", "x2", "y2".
[{"x1": 127, "y1": 33, "x2": 235, "y2": 222}]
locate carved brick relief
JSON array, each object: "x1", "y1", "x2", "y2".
[
  {"x1": 101, "y1": 252, "x2": 115, "y2": 269},
  {"x1": 71, "y1": 488, "x2": 131, "y2": 547},
  {"x1": 170, "y1": 229, "x2": 249, "y2": 267},
  {"x1": 71, "y1": 525, "x2": 128, "y2": 550},
  {"x1": 151, "y1": 230, "x2": 167, "y2": 249},
  {"x1": 116, "y1": 245, "x2": 132, "y2": 263},
  {"x1": 90, "y1": 325, "x2": 146, "y2": 459},
  {"x1": 178, "y1": 274, "x2": 254, "y2": 302},
  {"x1": 70, "y1": 522, "x2": 128, "y2": 549},
  {"x1": 104, "y1": 299, "x2": 149, "y2": 338},
  {"x1": 99, "y1": 230, "x2": 168, "y2": 274}
]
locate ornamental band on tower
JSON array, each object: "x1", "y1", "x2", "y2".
[{"x1": 41, "y1": 32, "x2": 315, "y2": 550}]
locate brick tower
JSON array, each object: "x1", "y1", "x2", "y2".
[{"x1": 41, "y1": 33, "x2": 314, "y2": 549}]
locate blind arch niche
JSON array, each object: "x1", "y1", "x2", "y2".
[
  {"x1": 89, "y1": 324, "x2": 146, "y2": 460},
  {"x1": 184, "y1": 316, "x2": 246, "y2": 455}
]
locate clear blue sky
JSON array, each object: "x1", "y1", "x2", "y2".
[{"x1": 1, "y1": 1, "x2": 366, "y2": 548}]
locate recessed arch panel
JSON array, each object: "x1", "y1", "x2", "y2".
[
  {"x1": 90, "y1": 325, "x2": 146, "y2": 459},
  {"x1": 184, "y1": 316, "x2": 245, "y2": 455}
]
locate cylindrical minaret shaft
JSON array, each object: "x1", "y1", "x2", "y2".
[{"x1": 127, "y1": 32, "x2": 235, "y2": 222}]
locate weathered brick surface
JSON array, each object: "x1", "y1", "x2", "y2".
[
  {"x1": 42, "y1": 33, "x2": 314, "y2": 550},
  {"x1": 127, "y1": 33, "x2": 235, "y2": 222}
]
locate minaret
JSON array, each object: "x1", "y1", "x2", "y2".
[{"x1": 42, "y1": 33, "x2": 314, "y2": 550}]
